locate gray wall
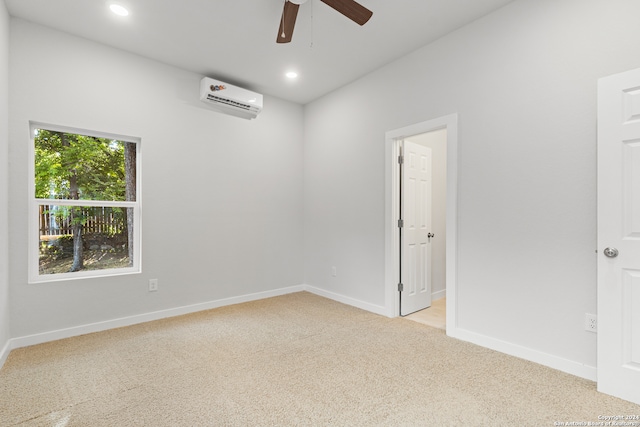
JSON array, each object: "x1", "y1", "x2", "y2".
[
  {"x1": 8, "y1": 19, "x2": 304, "y2": 338},
  {"x1": 0, "y1": 0, "x2": 10, "y2": 360},
  {"x1": 303, "y1": 0, "x2": 640, "y2": 369}
]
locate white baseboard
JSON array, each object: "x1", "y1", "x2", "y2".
[
  {"x1": 448, "y1": 327, "x2": 597, "y2": 381},
  {"x1": 0, "y1": 337, "x2": 10, "y2": 369},
  {"x1": 10, "y1": 284, "x2": 307, "y2": 351},
  {"x1": 304, "y1": 285, "x2": 389, "y2": 317},
  {"x1": 432, "y1": 289, "x2": 446, "y2": 301}
]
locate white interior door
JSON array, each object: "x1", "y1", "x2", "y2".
[
  {"x1": 597, "y1": 67, "x2": 640, "y2": 405},
  {"x1": 400, "y1": 140, "x2": 433, "y2": 316}
]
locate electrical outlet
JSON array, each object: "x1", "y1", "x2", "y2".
[
  {"x1": 149, "y1": 279, "x2": 158, "y2": 292},
  {"x1": 585, "y1": 313, "x2": 597, "y2": 333},
  {"x1": 331, "y1": 266, "x2": 337, "y2": 277}
]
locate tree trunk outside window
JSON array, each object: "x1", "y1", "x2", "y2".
[{"x1": 61, "y1": 132, "x2": 84, "y2": 272}]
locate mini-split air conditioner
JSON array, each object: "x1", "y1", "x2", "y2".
[{"x1": 199, "y1": 77, "x2": 263, "y2": 120}]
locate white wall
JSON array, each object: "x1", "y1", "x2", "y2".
[
  {"x1": 8, "y1": 19, "x2": 304, "y2": 338},
  {"x1": 303, "y1": 0, "x2": 640, "y2": 371},
  {"x1": 406, "y1": 129, "x2": 447, "y2": 299},
  {"x1": 0, "y1": 0, "x2": 10, "y2": 362}
]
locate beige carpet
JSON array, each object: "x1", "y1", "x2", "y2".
[{"x1": 1, "y1": 292, "x2": 639, "y2": 426}]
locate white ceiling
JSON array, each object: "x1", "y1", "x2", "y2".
[{"x1": 5, "y1": 0, "x2": 515, "y2": 104}]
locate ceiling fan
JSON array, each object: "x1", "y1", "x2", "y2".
[{"x1": 277, "y1": 0, "x2": 373, "y2": 44}]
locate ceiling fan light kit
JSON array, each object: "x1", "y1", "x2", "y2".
[{"x1": 277, "y1": 0, "x2": 373, "y2": 44}]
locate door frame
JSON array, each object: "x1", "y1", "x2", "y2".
[{"x1": 384, "y1": 113, "x2": 458, "y2": 335}]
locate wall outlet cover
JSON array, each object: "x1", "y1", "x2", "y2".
[{"x1": 585, "y1": 313, "x2": 597, "y2": 333}]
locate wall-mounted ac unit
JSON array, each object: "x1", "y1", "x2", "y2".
[{"x1": 199, "y1": 77, "x2": 263, "y2": 120}]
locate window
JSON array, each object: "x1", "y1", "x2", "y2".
[{"x1": 29, "y1": 123, "x2": 141, "y2": 282}]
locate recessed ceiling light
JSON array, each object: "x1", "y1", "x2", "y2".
[
  {"x1": 286, "y1": 71, "x2": 298, "y2": 79},
  {"x1": 110, "y1": 4, "x2": 129, "y2": 16}
]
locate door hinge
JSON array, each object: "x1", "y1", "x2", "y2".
[
  {"x1": 398, "y1": 283, "x2": 404, "y2": 292},
  {"x1": 398, "y1": 219, "x2": 404, "y2": 228},
  {"x1": 398, "y1": 155, "x2": 404, "y2": 164}
]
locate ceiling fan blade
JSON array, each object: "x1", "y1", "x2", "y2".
[
  {"x1": 320, "y1": 0, "x2": 372, "y2": 26},
  {"x1": 277, "y1": 1, "x2": 300, "y2": 44}
]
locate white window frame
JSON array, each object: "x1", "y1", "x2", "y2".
[{"x1": 28, "y1": 122, "x2": 142, "y2": 283}]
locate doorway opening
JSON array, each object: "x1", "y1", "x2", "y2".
[
  {"x1": 402, "y1": 129, "x2": 448, "y2": 327},
  {"x1": 384, "y1": 114, "x2": 458, "y2": 337}
]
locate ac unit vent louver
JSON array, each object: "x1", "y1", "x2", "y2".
[{"x1": 206, "y1": 94, "x2": 253, "y2": 111}]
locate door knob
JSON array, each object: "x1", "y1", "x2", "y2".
[{"x1": 603, "y1": 247, "x2": 619, "y2": 258}]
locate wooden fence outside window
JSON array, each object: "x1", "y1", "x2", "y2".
[{"x1": 39, "y1": 205, "x2": 126, "y2": 237}]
